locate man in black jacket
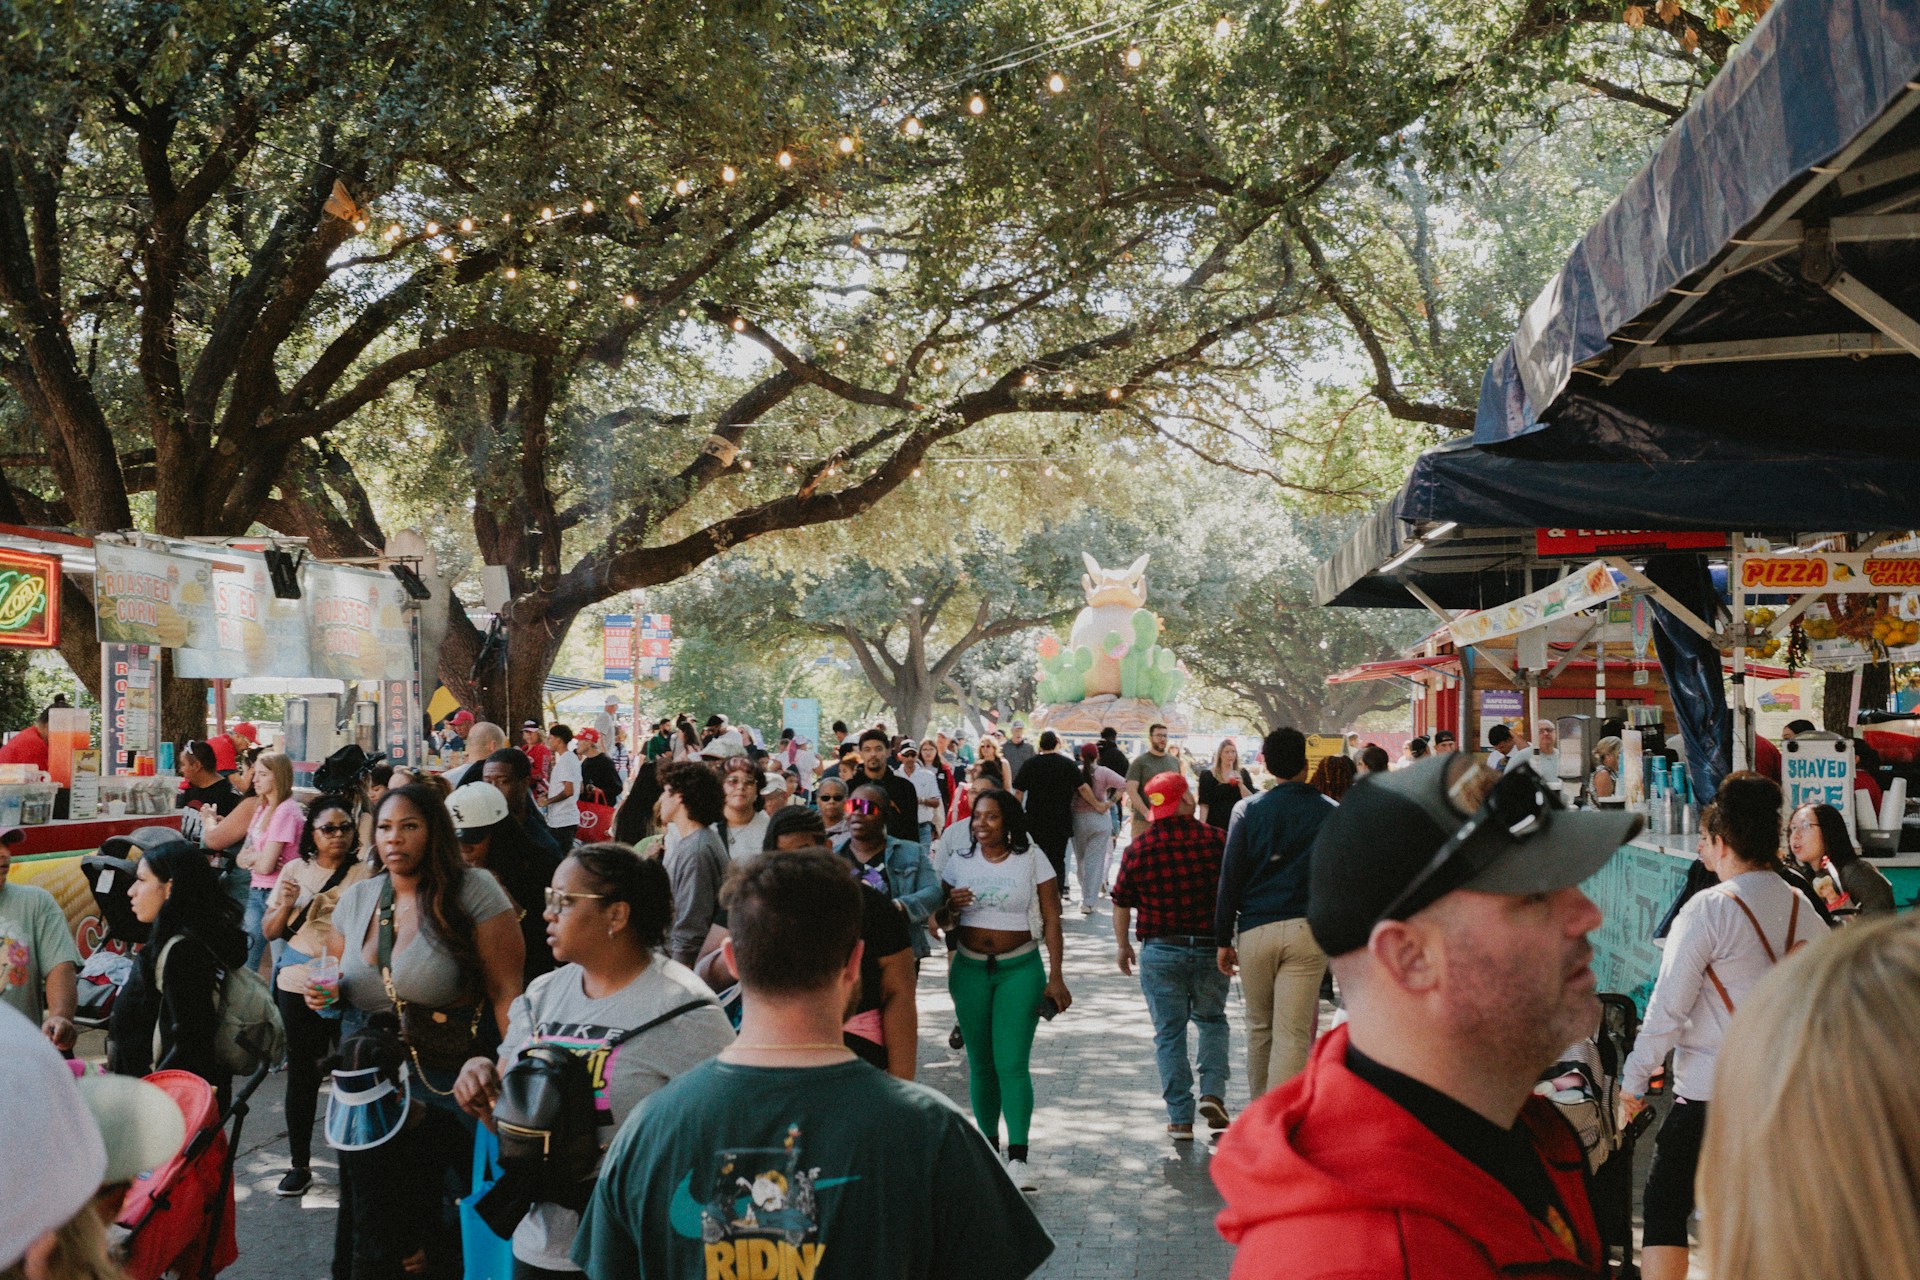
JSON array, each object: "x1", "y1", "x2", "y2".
[
  {"x1": 855, "y1": 729, "x2": 922, "y2": 845},
  {"x1": 1214, "y1": 726, "x2": 1334, "y2": 1098}
]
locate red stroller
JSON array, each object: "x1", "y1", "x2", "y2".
[{"x1": 113, "y1": 1065, "x2": 270, "y2": 1280}]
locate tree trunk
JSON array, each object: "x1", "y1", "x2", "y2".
[
  {"x1": 159, "y1": 650, "x2": 207, "y2": 745},
  {"x1": 503, "y1": 607, "x2": 576, "y2": 730},
  {"x1": 892, "y1": 677, "x2": 935, "y2": 743}
]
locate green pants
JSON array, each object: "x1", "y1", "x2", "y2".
[{"x1": 948, "y1": 947, "x2": 1046, "y2": 1147}]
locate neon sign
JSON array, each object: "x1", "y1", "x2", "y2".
[{"x1": 0, "y1": 548, "x2": 59, "y2": 648}]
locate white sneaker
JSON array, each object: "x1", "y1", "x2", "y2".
[
  {"x1": 1079, "y1": 902, "x2": 1094, "y2": 917},
  {"x1": 1006, "y1": 1157, "x2": 1037, "y2": 1191}
]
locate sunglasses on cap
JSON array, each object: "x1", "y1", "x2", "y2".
[
  {"x1": 846, "y1": 796, "x2": 882, "y2": 816},
  {"x1": 1374, "y1": 764, "x2": 1558, "y2": 925}
]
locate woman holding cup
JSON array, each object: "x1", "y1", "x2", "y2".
[{"x1": 262, "y1": 795, "x2": 369, "y2": 1197}]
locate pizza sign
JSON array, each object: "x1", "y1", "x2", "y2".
[
  {"x1": 0, "y1": 547, "x2": 59, "y2": 648},
  {"x1": 1740, "y1": 554, "x2": 1920, "y2": 593}
]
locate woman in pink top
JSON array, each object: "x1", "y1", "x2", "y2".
[{"x1": 239, "y1": 751, "x2": 304, "y2": 971}]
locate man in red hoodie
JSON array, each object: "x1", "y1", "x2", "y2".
[{"x1": 1212, "y1": 754, "x2": 1642, "y2": 1278}]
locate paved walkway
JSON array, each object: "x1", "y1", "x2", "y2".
[{"x1": 210, "y1": 903, "x2": 1248, "y2": 1279}]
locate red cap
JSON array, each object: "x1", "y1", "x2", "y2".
[
  {"x1": 575, "y1": 727, "x2": 601, "y2": 745},
  {"x1": 230, "y1": 722, "x2": 258, "y2": 743},
  {"x1": 451, "y1": 709, "x2": 474, "y2": 726},
  {"x1": 1145, "y1": 771, "x2": 1189, "y2": 820}
]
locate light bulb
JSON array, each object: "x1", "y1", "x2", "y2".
[
  {"x1": 721, "y1": 164, "x2": 737, "y2": 183},
  {"x1": 1064, "y1": 382, "x2": 1076, "y2": 395},
  {"x1": 784, "y1": 464, "x2": 796, "y2": 475},
  {"x1": 931, "y1": 358, "x2": 945, "y2": 372},
  {"x1": 541, "y1": 207, "x2": 554, "y2": 221},
  {"x1": 352, "y1": 219, "x2": 367, "y2": 232},
  {"x1": 425, "y1": 221, "x2": 439, "y2": 235},
  {"x1": 385, "y1": 225, "x2": 402, "y2": 241},
  {"x1": 565, "y1": 279, "x2": 579, "y2": 291},
  {"x1": 903, "y1": 116, "x2": 923, "y2": 136},
  {"x1": 1108, "y1": 387, "x2": 1123, "y2": 400},
  {"x1": 580, "y1": 199, "x2": 595, "y2": 214},
  {"x1": 673, "y1": 178, "x2": 691, "y2": 196},
  {"x1": 677, "y1": 307, "x2": 688, "y2": 317},
  {"x1": 439, "y1": 246, "x2": 455, "y2": 261},
  {"x1": 882, "y1": 350, "x2": 896, "y2": 364},
  {"x1": 1047, "y1": 73, "x2": 1066, "y2": 94},
  {"x1": 1213, "y1": 14, "x2": 1232, "y2": 37},
  {"x1": 504, "y1": 266, "x2": 517, "y2": 279},
  {"x1": 732, "y1": 317, "x2": 747, "y2": 331},
  {"x1": 458, "y1": 217, "x2": 474, "y2": 232},
  {"x1": 911, "y1": 467, "x2": 923, "y2": 477},
  {"x1": 833, "y1": 338, "x2": 847, "y2": 352},
  {"x1": 837, "y1": 135, "x2": 855, "y2": 154},
  {"x1": 501, "y1": 212, "x2": 511, "y2": 224},
  {"x1": 955, "y1": 467, "x2": 966, "y2": 477},
  {"x1": 776, "y1": 149, "x2": 793, "y2": 169},
  {"x1": 1022, "y1": 373, "x2": 1036, "y2": 387},
  {"x1": 627, "y1": 192, "x2": 641, "y2": 205},
  {"x1": 968, "y1": 93, "x2": 986, "y2": 116},
  {"x1": 621, "y1": 293, "x2": 637, "y2": 308},
  {"x1": 1125, "y1": 45, "x2": 1144, "y2": 69},
  {"x1": 741, "y1": 458, "x2": 753, "y2": 470},
  {"x1": 1044, "y1": 465, "x2": 1055, "y2": 477}
]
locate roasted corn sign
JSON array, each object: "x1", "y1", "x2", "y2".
[{"x1": 0, "y1": 547, "x2": 59, "y2": 648}]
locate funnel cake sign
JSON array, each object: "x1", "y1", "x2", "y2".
[{"x1": 0, "y1": 547, "x2": 59, "y2": 648}]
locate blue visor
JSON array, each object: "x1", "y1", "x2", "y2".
[{"x1": 324, "y1": 1064, "x2": 411, "y2": 1152}]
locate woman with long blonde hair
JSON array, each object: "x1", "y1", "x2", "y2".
[
  {"x1": 1701, "y1": 916, "x2": 1920, "y2": 1279},
  {"x1": 237, "y1": 751, "x2": 304, "y2": 971}
]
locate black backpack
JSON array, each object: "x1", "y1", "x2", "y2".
[{"x1": 493, "y1": 999, "x2": 712, "y2": 1210}]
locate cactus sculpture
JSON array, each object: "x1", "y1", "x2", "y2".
[
  {"x1": 1036, "y1": 644, "x2": 1093, "y2": 704},
  {"x1": 1038, "y1": 554, "x2": 1187, "y2": 717}
]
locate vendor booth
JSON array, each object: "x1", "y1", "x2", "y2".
[
  {"x1": 0, "y1": 525, "x2": 432, "y2": 952},
  {"x1": 1319, "y1": 0, "x2": 1920, "y2": 1006}
]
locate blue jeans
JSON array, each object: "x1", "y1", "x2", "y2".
[
  {"x1": 243, "y1": 885, "x2": 284, "y2": 971},
  {"x1": 1139, "y1": 939, "x2": 1231, "y2": 1124}
]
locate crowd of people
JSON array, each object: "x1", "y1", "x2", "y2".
[{"x1": 2, "y1": 704, "x2": 1918, "y2": 1280}]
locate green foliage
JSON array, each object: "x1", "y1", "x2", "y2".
[{"x1": 231, "y1": 693, "x2": 285, "y2": 724}]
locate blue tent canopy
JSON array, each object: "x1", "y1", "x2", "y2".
[{"x1": 1477, "y1": 0, "x2": 1920, "y2": 452}]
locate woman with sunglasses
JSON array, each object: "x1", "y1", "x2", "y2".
[
  {"x1": 939, "y1": 788, "x2": 1070, "y2": 1186},
  {"x1": 455, "y1": 843, "x2": 734, "y2": 1278},
  {"x1": 837, "y1": 784, "x2": 942, "y2": 962},
  {"x1": 974, "y1": 737, "x2": 1013, "y2": 793},
  {"x1": 814, "y1": 775, "x2": 851, "y2": 842},
  {"x1": 718, "y1": 757, "x2": 771, "y2": 861},
  {"x1": 261, "y1": 795, "x2": 370, "y2": 1196}
]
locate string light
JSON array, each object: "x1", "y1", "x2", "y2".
[
  {"x1": 1022, "y1": 373, "x2": 1037, "y2": 387},
  {"x1": 968, "y1": 93, "x2": 987, "y2": 115},
  {"x1": 501, "y1": 212, "x2": 512, "y2": 224},
  {"x1": 721, "y1": 165, "x2": 737, "y2": 183},
  {"x1": 732, "y1": 317, "x2": 748, "y2": 331},
  {"x1": 882, "y1": 350, "x2": 896, "y2": 364},
  {"x1": 352, "y1": 218, "x2": 367, "y2": 232},
  {"x1": 912, "y1": 466, "x2": 923, "y2": 477},
  {"x1": 565, "y1": 279, "x2": 580, "y2": 291},
  {"x1": 1107, "y1": 387, "x2": 1123, "y2": 399},
  {"x1": 1124, "y1": 45, "x2": 1144, "y2": 68},
  {"x1": 621, "y1": 293, "x2": 638, "y2": 307},
  {"x1": 837, "y1": 135, "x2": 856, "y2": 154},
  {"x1": 674, "y1": 178, "x2": 692, "y2": 196},
  {"x1": 1047, "y1": 72, "x2": 1067, "y2": 93},
  {"x1": 930, "y1": 358, "x2": 945, "y2": 372},
  {"x1": 777, "y1": 149, "x2": 794, "y2": 169},
  {"x1": 903, "y1": 116, "x2": 924, "y2": 136},
  {"x1": 1213, "y1": 14, "x2": 1232, "y2": 37},
  {"x1": 504, "y1": 266, "x2": 518, "y2": 279},
  {"x1": 741, "y1": 459, "x2": 753, "y2": 470},
  {"x1": 384, "y1": 225, "x2": 403, "y2": 241},
  {"x1": 541, "y1": 207, "x2": 554, "y2": 221},
  {"x1": 833, "y1": 338, "x2": 847, "y2": 352},
  {"x1": 627, "y1": 192, "x2": 641, "y2": 205},
  {"x1": 439, "y1": 246, "x2": 455, "y2": 261},
  {"x1": 580, "y1": 199, "x2": 595, "y2": 214},
  {"x1": 424, "y1": 221, "x2": 439, "y2": 235},
  {"x1": 785, "y1": 463, "x2": 796, "y2": 475},
  {"x1": 458, "y1": 217, "x2": 474, "y2": 232}
]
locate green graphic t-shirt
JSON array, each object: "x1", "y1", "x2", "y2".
[
  {"x1": 0, "y1": 880, "x2": 81, "y2": 1024},
  {"x1": 574, "y1": 1058, "x2": 1052, "y2": 1280}
]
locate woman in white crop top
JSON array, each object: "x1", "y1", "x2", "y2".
[{"x1": 938, "y1": 789, "x2": 1070, "y2": 1182}]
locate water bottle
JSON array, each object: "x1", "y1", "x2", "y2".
[{"x1": 157, "y1": 741, "x2": 175, "y2": 774}]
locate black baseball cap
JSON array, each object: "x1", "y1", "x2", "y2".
[{"x1": 1308, "y1": 755, "x2": 1641, "y2": 957}]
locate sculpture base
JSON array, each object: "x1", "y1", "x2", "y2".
[{"x1": 1029, "y1": 696, "x2": 1190, "y2": 737}]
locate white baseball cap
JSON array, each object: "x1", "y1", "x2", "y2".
[
  {"x1": 0, "y1": 1006, "x2": 107, "y2": 1270},
  {"x1": 73, "y1": 1071, "x2": 187, "y2": 1184},
  {"x1": 446, "y1": 781, "x2": 510, "y2": 837}
]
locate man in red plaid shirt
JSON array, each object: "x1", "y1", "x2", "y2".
[{"x1": 1111, "y1": 771, "x2": 1233, "y2": 1140}]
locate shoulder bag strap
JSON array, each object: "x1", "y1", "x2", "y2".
[
  {"x1": 287, "y1": 860, "x2": 354, "y2": 938},
  {"x1": 1785, "y1": 896, "x2": 1802, "y2": 952},
  {"x1": 605, "y1": 999, "x2": 717, "y2": 1049},
  {"x1": 1703, "y1": 887, "x2": 1784, "y2": 1014},
  {"x1": 375, "y1": 875, "x2": 402, "y2": 1010}
]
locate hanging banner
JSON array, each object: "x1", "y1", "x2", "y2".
[
  {"x1": 0, "y1": 547, "x2": 60, "y2": 648},
  {"x1": 636, "y1": 612, "x2": 673, "y2": 682},
  {"x1": 782, "y1": 697, "x2": 821, "y2": 747},
  {"x1": 603, "y1": 614, "x2": 634, "y2": 681},
  {"x1": 1536, "y1": 529, "x2": 1726, "y2": 558},
  {"x1": 305, "y1": 563, "x2": 415, "y2": 681},
  {"x1": 94, "y1": 544, "x2": 215, "y2": 649},
  {"x1": 1478, "y1": 689, "x2": 1525, "y2": 745},
  {"x1": 1449, "y1": 561, "x2": 1620, "y2": 647},
  {"x1": 172, "y1": 550, "x2": 313, "y2": 679},
  {"x1": 100, "y1": 643, "x2": 160, "y2": 771}
]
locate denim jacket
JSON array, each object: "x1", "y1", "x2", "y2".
[{"x1": 834, "y1": 835, "x2": 942, "y2": 958}]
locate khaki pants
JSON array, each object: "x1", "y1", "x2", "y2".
[{"x1": 1237, "y1": 916, "x2": 1326, "y2": 1097}]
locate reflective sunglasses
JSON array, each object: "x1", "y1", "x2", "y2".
[
  {"x1": 543, "y1": 887, "x2": 607, "y2": 913},
  {"x1": 845, "y1": 796, "x2": 882, "y2": 817},
  {"x1": 1375, "y1": 764, "x2": 1557, "y2": 925},
  {"x1": 314, "y1": 822, "x2": 356, "y2": 835}
]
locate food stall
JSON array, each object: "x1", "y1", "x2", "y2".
[
  {"x1": 1317, "y1": 0, "x2": 1920, "y2": 1005},
  {"x1": 0, "y1": 526, "x2": 432, "y2": 952}
]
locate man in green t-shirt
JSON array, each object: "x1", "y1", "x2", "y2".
[
  {"x1": 575, "y1": 849, "x2": 1052, "y2": 1280},
  {"x1": 1125, "y1": 723, "x2": 1182, "y2": 826},
  {"x1": 0, "y1": 830, "x2": 81, "y2": 1050}
]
